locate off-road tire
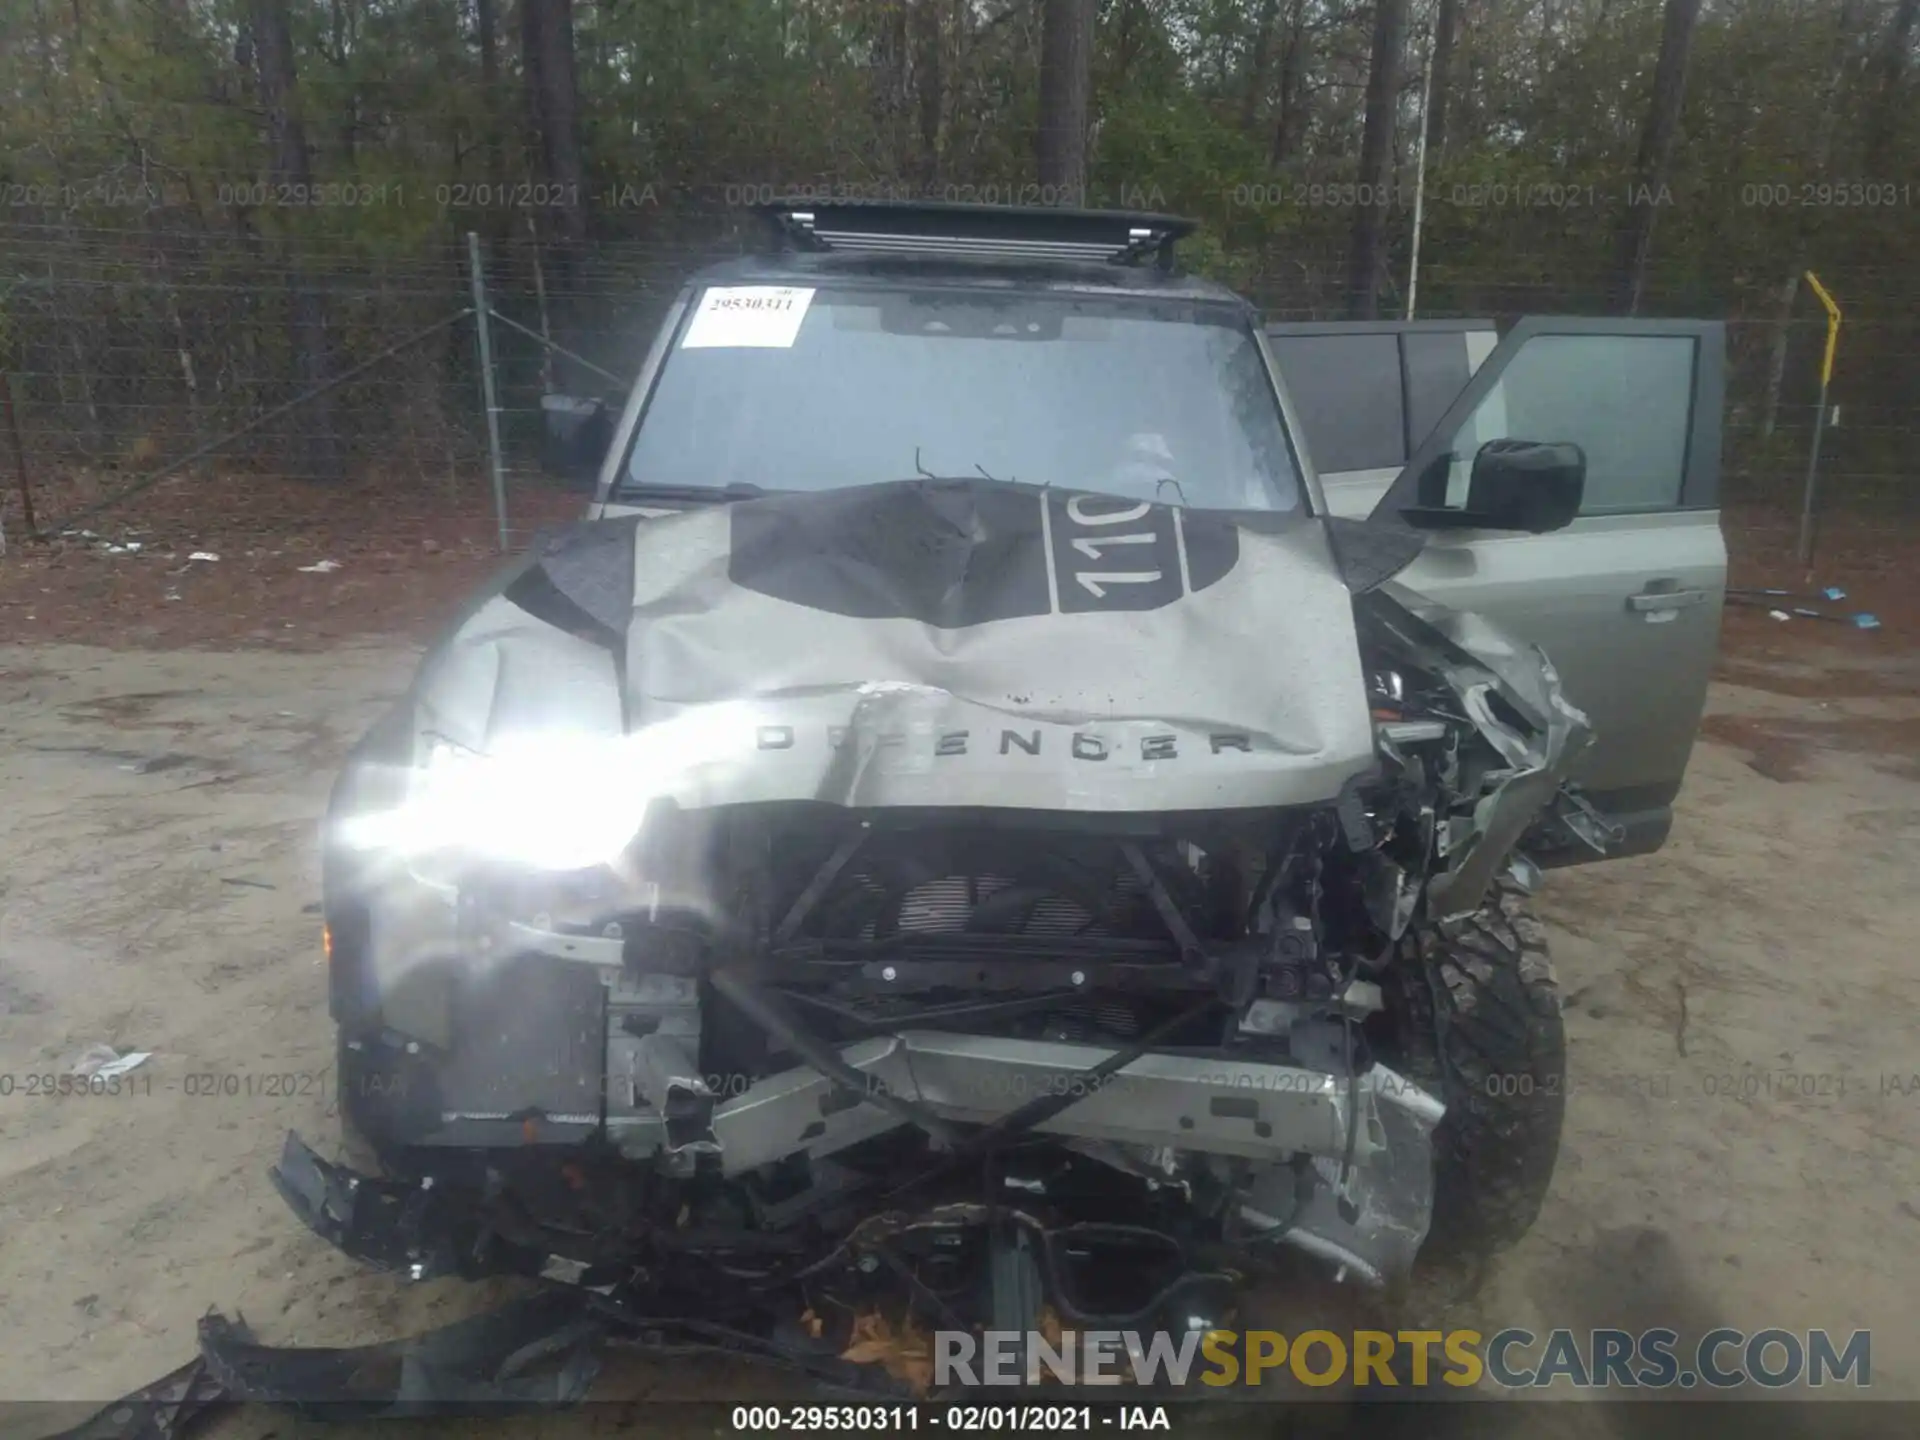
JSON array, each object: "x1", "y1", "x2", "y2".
[{"x1": 1401, "y1": 877, "x2": 1566, "y2": 1259}]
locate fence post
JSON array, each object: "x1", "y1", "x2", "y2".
[
  {"x1": 1795, "y1": 271, "x2": 1842, "y2": 570},
  {"x1": 1405, "y1": 8, "x2": 1437, "y2": 319},
  {"x1": 3, "y1": 371, "x2": 34, "y2": 543},
  {"x1": 467, "y1": 232, "x2": 511, "y2": 553}
]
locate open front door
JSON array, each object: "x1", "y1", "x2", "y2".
[{"x1": 1369, "y1": 318, "x2": 1727, "y2": 861}]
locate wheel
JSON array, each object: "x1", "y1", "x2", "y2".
[{"x1": 1397, "y1": 876, "x2": 1566, "y2": 1258}]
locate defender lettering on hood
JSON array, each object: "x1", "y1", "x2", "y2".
[{"x1": 751, "y1": 724, "x2": 1254, "y2": 760}]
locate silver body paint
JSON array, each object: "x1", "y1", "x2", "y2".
[{"x1": 414, "y1": 504, "x2": 1383, "y2": 814}]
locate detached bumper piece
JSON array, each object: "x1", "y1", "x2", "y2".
[
  {"x1": 43, "y1": 1294, "x2": 603, "y2": 1440},
  {"x1": 269, "y1": 1129, "x2": 541, "y2": 1281},
  {"x1": 41, "y1": 1354, "x2": 224, "y2": 1440},
  {"x1": 197, "y1": 1294, "x2": 604, "y2": 1420}
]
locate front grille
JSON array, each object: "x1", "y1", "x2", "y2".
[
  {"x1": 775, "y1": 823, "x2": 1176, "y2": 949},
  {"x1": 888, "y1": 875, "x2": 1094, "y2": 938},
  {"x1": 828, "y1": 862, "x2": 1149, "y2": 941}
]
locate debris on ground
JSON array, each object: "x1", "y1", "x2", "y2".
[
  {"x1": 118, "y1": 754, "x2": 196, "y2": 775},
  {"x1": 0, "y1": 467, "x2": 585, "y2": 650},
  {"x1": 1728, "y1": 593, "x2": 1882, "y2": 629},
  {"x1": 296, "y1": 559, "x2": 342, "y2": 574},
  {"x1": 69, "y1": 1045, "x2": 153, "y2": 1079},
  {"x1": 1729, "y1": 585, "x2": 1847, "y2": 603}
]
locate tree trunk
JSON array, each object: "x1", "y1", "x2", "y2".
[
  {"x1": 1036, "y1": 0, "x2": 1093, "y2": 198},
  {"x1": 1611, "y1": 0, "x2": 1702, "y2": 316},
  {"x1": 1268, "y1": 0, "x2": 1308, "y2": 167},
  {"x1": 522, "y1": 0, "x2": 587, "y2": 249},
  {"x1": 59, "y1": 294, "x2": 107, "y2": 461},
  {"x1": 1240, "y1": 0, "x2": 1280, "y2": 134},
  {"x1": 331, "y1": 0, "x2": 357, "y2": 165},
  {"x1": 254, "y1": 0, "x2": 312, "y2": 216},
  {"x1": 477, "y1": 0, "x2": 504, "y2": 194},
  {"x1": 252, "y1": 0, "x2": 341, "y2": 479},
  {"x1": 1346, "y1": 0, "x2": 1407, "y2": 318},
  {"x1": 1114, "y1": 0, "x2": 1141, "y2": 87},
  {"x1": 1756, "y1": 273, "x2": 1799, "y2": 442},
  {"x1": 1758, "y1": 0, "x2": 1862, "y2": 439},
  {"x1": 142, "y1": 199, "x2": 210, "y2": 478},
  {"x1": 519, "y1": 0, "x2": 588, "y2": 394},
  {"x1": 1863, "y1": 0, "x2": 1918, "y2": 173},
  {"x1": 914, "y1": 0, "x2": 944, "y2": 183},
  {"x1": 520, "y1": 0, "x2": 544, "y2": 188},
  {"x1": 33, "y1": 0, "x2": 55, "y2": 106},
  {"x1": 1426, "y1": 0, "x2": 1461, "y2": 161},
  {"x1": 872, "y1": 0, "x2": 909, "y2": 168}
]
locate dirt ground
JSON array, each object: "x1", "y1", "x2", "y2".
[{"x1": 1, "y1": 495, "x2": 1918, "y2": 1436}]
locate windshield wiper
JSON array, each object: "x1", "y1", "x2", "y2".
[
  {"x1": 614, "y1": 482, "x2": 769, "y2": 505},
  {"x1": 910, "y1": 447, "x2": 1017, "y2": 486}
]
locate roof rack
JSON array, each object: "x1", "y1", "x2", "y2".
[{"x1": 755, "y1": 200, "x2": 1197, "y2": 270}]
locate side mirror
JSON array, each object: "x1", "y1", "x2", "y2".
[
  {"x1": 540, "y1": 393, "x2": 612, "y2": 489},
  {"x1": 1402, "y1": 439, "x2": 1585, "y2": 534}
]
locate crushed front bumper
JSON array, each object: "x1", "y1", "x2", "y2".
[{"x1": 285, "y1": 1026, "x2": 1445, "y2": 1294}]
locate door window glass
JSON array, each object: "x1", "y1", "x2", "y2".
[
  {"x1": 1431, "y1": 334, "x2": 1695, "y2": 513},
  {"x1": 1268, "y1": 333, "x2": 1405, "y2": 474},
  {"x1": 1401, "y1": 331, "x2": 1476, "y2": 450}
]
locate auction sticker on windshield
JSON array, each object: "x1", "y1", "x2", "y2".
[{"x1": 682, "y1": 285, "x2": 815, "y2": 348}]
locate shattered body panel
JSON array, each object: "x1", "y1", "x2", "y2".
[{"x1": 1357, "y1": 582, "x2": 1596, "y2": 918}]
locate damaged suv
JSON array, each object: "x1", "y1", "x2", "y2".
[{"x1": 290, "y1": 204, "x2": 1726, "y2": 1392}]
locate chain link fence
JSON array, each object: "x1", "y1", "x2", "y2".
[{"x1": 1, "y1": 202, "x2": 1914, "y2": 552}]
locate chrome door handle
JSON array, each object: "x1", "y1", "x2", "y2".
[{"x1": 1628, "y1": 588, "x2": 1709, "y2": 612}]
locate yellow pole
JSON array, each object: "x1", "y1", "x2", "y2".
[
  {"x1": 1796, "y1": 271, "x2": 1842, "y2": 568},
  {"x1": 1805, "y1": 270, "x2": 1842, "y2": 385}
]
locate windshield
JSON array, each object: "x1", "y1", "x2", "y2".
[{"x1": 618, "y1": 283, "x2": 1304, "y2": 512}]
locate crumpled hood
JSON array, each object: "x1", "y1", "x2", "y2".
[{"x1": 415, "y1": 479, "x2": 1377, "y2": 812}]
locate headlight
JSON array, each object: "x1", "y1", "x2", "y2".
[
  {"x1": 406, "y1": 733, "x2": 650, "y2": 872},
  {"x1": 337, "y1": 704, "x2": 770, "y2": 873}
]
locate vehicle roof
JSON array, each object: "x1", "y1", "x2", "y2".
[{"x1": 687, "y1": 250, "x2": 1254, "y2": 307}]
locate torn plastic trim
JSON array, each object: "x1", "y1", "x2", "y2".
[
  {"x1": 197, "y1": 1292, "x2": 604, "y2": 1420},
  {"x1": 268, "y1": 1130, "x2": 545, "y2": 1282},
  {"x1": 40, "y1": 1354, "x2": 226, "y2": 1440},
  {"x1": 1322, "y1": 514, "x2": 1427, "y2": 593},
  {"x1": 1356, "y1": 584, "x2": 1593, "y2": 920},
  {"x1": 81, "y1": 1276, "x2": 907, "y2": 1435}
]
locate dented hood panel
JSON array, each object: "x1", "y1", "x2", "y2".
[{"x1": 415, "y1": 479, "x2": 1379, "y2": 813}]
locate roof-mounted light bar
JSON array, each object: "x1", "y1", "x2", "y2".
[{"x1": 756, "y1": 200, "x2": 1197, "y2": 270}]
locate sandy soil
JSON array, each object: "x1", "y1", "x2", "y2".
[{"x1": 1, "y1": 630, "x2": 1917, "y2": 1435}]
